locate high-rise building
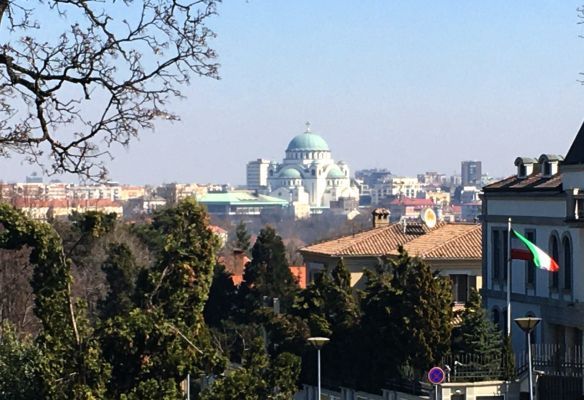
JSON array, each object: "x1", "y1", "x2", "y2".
[
  {"x1": 26, "y1": 172, "x2": 43, "y2": 184},
  {"x1": 461, "y1": 160, "x2": 482, "y2": 186},
  {"x1": 246, "y1": 158, "x2": 271, "y2": 190}
]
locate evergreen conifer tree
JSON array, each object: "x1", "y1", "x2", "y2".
[
  {"x1": 100, "y1": 198, "x2": 225, "y2": 398},
  {"x1": 204, "y1": 264, "x2": 239, "y2": 328},
  {"x1": 241, "y1": 226, "x2": 297, "y2": 312},
  {"x1": 0, "y1": 204, "x2": 109, "y2": 398},
  {"x1": 357, "y1": 248, "x2": 453, "y2": 391},
  {"x1": 0, "y1": 322, "x2": 44, "y2": 400},
  {"x1": 453, "y1": 289, "x2": 501, "y2": 357},
  {"x1": 452, "y1": 289, "x2": 503, "y2": 379},
  {"x1": 199, "y1": 337, "x2": 300, "y2": 400},
  {"x1": 99, "y1": 243, "x2": 140, "y2": 319},
  {"x1": 234, "y1": 220, "x2": 251, "y2": 253},
  {"x1": 500, "y1": 333, "x2": 516, "y2": 380}
]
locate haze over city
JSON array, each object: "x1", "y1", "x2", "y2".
[
  {"x1": 4, "y1": 1, "x2": 584, "y2": 398},
  {"x1": 2, "y1": 0, "x2": 584, "y2": 184}
]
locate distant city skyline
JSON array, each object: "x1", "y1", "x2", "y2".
[{"x1": 1, "y1": 1, "x2": 584, "y2": 185}]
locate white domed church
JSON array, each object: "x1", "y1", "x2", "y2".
[{"x1": 246, "y1": 123, "x2": 359, "y2": 211}]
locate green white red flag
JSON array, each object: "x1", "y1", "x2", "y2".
[{"x1": 511, "y1": 229, "x2": 559, "y2": 272}]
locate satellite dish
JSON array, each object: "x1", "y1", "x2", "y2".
[{"x1": 421, "y1": 208, "x2": 437, "y2": 228}]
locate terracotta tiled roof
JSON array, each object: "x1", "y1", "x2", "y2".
[
  {"x1": 300, "y1": 221, "x2": 447, "y2": 257},
  {"x1": 388, "y1": 223, "x2": 481, "y2": 260},
  {"x1": 301, "y1": 222, "x2": 481, "y2": 260}
]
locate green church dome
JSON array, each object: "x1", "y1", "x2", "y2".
[
  {"x1": 327, "y1": 165, "x2": 345, "y2": 179},
  {"x1": 278, "y1": 167, "x2": 302, "y2": 179},
  {"x1": 286, "y1": 132, "x2": 330, "y2": 152}
]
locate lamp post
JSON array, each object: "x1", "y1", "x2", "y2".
[
  {"x1": 514, "y1": 317, "x2": 541, "y2": 400},
  {"x1": 308, "y1": 337, "x2": 330, "y2": 400}
]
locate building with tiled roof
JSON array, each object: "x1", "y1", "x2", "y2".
[
  {"x1": 481, "y1": 120, "x2": 584, "y2": 357},
  {"x1": 388, "y1": 196, "x2": 435, "y2": 221},
  {"x1": 4, "y1": 198, "x2": 123, "y2": 220},
  {"x1": 300, "y1": 209, "x2": 482, "y2": 304}
]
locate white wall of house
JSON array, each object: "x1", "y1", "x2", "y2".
[
  {"x1": 482, "y1": 164, "x2": 584, "y2": 354},
  {"x1": 486, "y1": 198, "x2": 565, "y2": 218}
]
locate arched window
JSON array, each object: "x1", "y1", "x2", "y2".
[
  {"x1": 562, "y1": 235, "x2": 572, "y2": 291},
  {"x1": 549, "y1": 234, "x2": 559, "y2": 290}
]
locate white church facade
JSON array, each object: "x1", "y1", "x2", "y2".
[{"x1": 246, "y1": 124, "x2": 359, "y2": 212}]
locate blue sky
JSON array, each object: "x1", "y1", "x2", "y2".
[{"x1": 3, "y1": 1, "x2": 584, "y2": 184}]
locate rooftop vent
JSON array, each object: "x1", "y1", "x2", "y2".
[
  {"x1": 538, "y1": 154, "x2": 564, "y2": 177},
  {"x1": 514, "y1": 157, "x2": 537, "y2": 179}
]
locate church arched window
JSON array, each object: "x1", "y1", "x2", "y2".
[
  {"x1": 549, "y1": 233, "x2": 559, "y2": 291},
  {"x1": 562, "y1": 234, "x2": 572, "y2": 291}
]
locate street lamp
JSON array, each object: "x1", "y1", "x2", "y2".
[
  {"x1": 514, "y1": 317, "x2": 541, "y2": 400},
  {"x1": 308, "y1": 337, "x2": 330, "y2": 400}
]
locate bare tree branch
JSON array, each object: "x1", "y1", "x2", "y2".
[{"x1": 0, "y1": 0, "x2": 220, "y2": 180}]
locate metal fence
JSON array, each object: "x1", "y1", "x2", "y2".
[
  {"x1": 442, "y1": 353, "x2": 508, "y2": 382},
  {"x1": 516, "y1": 344, "x2": 584, "y2": 377}
]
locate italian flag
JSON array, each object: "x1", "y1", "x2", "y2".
[{"x1": 511, "y1": 229, "x2": 559, "y2": 272}]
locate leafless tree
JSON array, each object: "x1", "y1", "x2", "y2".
[
  {"x1": 0, "y1": 0, "x2": 219, "y2": 179},
  {"x1": 0, "y1": 247, "x2": 39, "y2": 335}
]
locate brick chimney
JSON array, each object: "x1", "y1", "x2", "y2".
[{"x1": 371, "y1": 208, "x2": 390, "y2": 228}]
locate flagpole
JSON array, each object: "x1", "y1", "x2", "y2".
[{"x1": 507, "y1": 217, "x2": 512, "y2": 337}]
